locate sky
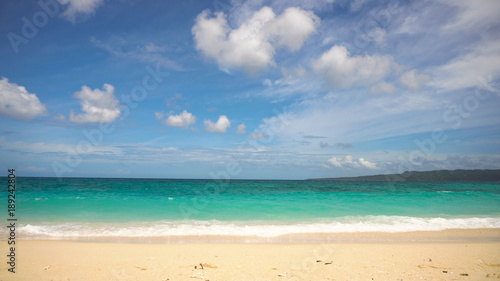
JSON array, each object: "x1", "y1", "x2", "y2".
[{"x1": 0, "y1": 0, "x2": 499, "y2": 180}]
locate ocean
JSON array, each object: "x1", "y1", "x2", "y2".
[{"x1": 2, "y1": 177, "x2": 500, "y2": 241}]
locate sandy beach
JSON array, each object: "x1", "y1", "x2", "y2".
[{"x1": 1, "y1": 229, "x2": 500, "y2": 281}]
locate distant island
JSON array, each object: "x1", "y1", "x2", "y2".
[{"x1": 308, "y1": 169, "x2": 500, "y2": 182}]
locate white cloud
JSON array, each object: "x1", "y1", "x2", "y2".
[
  {"x1": 391, "y1": 1, "x2": 500, "y2": 93},
  {"x1": 396, "y1": 15, "x2": 421, "y2": 35},
  {"x1": 327, "y1": 157, "x2": 342, "y2": 168},
  {"x1": 440, "y1": 0, "x2": 500, "y2": 31},
  {"x1": 156, "y1": 110, "x2": 197, "y2": 128},
  {"x1": 431, "y1": 38, "x2": 500, "y2": 92},
  {"x1": 0, "y1": 136, "x2": 120, "y2": 156},
  {"x1": 204, "y1": 115, "x2": 231, "y2": 133},
  {"x1": 328, "y1": 155, "x2": 378, "y2": 169},
  {"x1": 396, "y1": 1, "x2": 500, "y2": 36},
  {"x1": 254, "y1": 66, "x2": 318, "y2": 100},
  {"x1": 343, "y1": 155, "x2": 358, "y2": 167},
  {"x1": 273, "y1": 66, "x2": 307, "y2": 86},
  {"x1": 371, "y1": 92, "x2": 437, "y2": 114},
  {"x1": 400, "y1": 70, "x2": 431, "y2": 90},
  {"x1": 59, "y1": 0, "x2": 104, "y2": 23},
  {"x1": 312, "y1": 45, "x2": 394, "y2": 88},
  {"x1": 253, "y1": 89, "x2": 454, "y2": 154},
  {"x1": 427, "y1": 1, "x2": 500, "y2": 93},
  {"x1": 236, "y1": 123, "x2": 247, "y2": 134},
  {"x1": 69, "y1": 84, "x2": 121, "y2": 123},
  {"x1": 0, "y1": 77, "x2": 47, "y2": 120},
  {"x1": 370, "y1": 81, "x2": 397, "y2": 94},
  {"x1": 359, "y1": 157, "x2": 377, "y2": 169},
  {"x1": 265, "y1": 7, "x2": 320, "y2": 51},
  {"x1": 250, "y1": 131, "x2": 270, "y2": 140},
  {"x1": 192, "y1": 8, "x2": 274, "y2": 75},
  {"x1": 192, "y1": 6, "x2": 319, "y2": 74}
]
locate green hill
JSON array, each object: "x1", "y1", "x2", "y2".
[{"x1": 308, "y1": 169, "x2": 500, "y2": 182}]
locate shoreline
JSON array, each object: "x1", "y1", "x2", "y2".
[
  {"x1": 8, "y1": 228, "x2": 500, "y2": 244},
  {"x1": 1, "y1": 229, "x2": 499, "y2": 280}
]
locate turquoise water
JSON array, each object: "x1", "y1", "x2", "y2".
[{"x1": 3, "y1": 177, "x2": 500, "y2": 238}]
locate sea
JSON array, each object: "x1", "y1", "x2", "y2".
[{"x1": 2, "y1": 177, "x2": 500, "y2": 242}]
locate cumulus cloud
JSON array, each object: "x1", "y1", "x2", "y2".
[
  {"x1": 328, "y1": 155, "x2": 378, "y2": 169},
  {"x1": 69, "y1": 84, "x2": 121, "y2": 123},
  {"x1": 265, "y1": 7, "x2": 320, "y2": 51},
  {"x1": 400, "y1": 70, "x2": 431, "y2": 90},
  {"x1": 204, "y1": 115, "x2": 231, "y2": 133},
  {"x1": 59, "y1": 0, "x2": 104, "y2": 23},
  {"x1": 192, "y1": 6, "x2": 319, "y2": 74},
  {"x1": 156, "y1": 110, "x2": 196, "y2": 128},
  {"x1": 236, "y1": 123, "x2": 247, "y2": 134},
  {"x1": 0, "y1": 77, "x2": 47, "y2": 120},
  {"x1": 328, "y1": 156, "x2": 343, "y2": 168},
  {"x1": 370, "y1": 81, "x2": 397, "y2": 94},
  {"x1": 312, "y1": 45, "x2": 394, "y2": 88},
  {"x1": 359, "y1": 157, "x2": 377, "y2": 169}
]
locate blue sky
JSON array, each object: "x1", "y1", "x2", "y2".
[{"x1": 0, "y1": 0, "x2": 499, "y2": 179}]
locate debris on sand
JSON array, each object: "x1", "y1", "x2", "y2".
[
  {"x1": 134, "y1": 266, "x2": 147, "y2": 270},
  {"x1": 200, "y1": 263, "x2": 217, "y2": 268}
]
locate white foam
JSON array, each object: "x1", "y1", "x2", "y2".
[{"x1": 9, "y1": 216, "x2": 500, "y2": 239}]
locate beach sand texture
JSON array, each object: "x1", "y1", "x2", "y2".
[{"x1": 1, "y1": 230, "x2": 500, "y2": 281}]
